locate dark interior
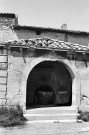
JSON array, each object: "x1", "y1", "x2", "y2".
[{"x1": 26, "y1": 61, "x2": 72, "y2": 109}]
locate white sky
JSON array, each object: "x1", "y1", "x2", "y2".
[{"x1": 0, "y1": 0, "x2": 89, "y2": 31}]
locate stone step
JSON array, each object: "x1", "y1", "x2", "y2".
[
  {"x1": 25, "y1": 106, "x2": 78, "y2": 114},
  {"x1": 24, "y1": 106, "x2": 79, "y2": 122},
  {"x1": 24, "y1": 113, "x2": 79, "y2": 122}
]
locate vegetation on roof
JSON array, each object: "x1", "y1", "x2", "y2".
[{"x1": 0, "y1": 13, "x2": 16, "y2": 18}]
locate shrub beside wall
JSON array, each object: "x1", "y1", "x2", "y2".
[{"x1": 0, "y1": 105, "x2": 27, "y2": 127}]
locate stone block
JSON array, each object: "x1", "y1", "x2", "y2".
[
  {"x1": 0, "y1": 63, "x2": 7, "y2": 70},
  {"x1": 0, "y1": 56, "x2": 7, "y2": 62},
  {"x1": 0, "y1": 77, "x2": 7, "y2": 84},
  {"x1": 0, "y1": 91, "x2": 6, "y2": 98},
  {"x1": 0, "y1": 70, "x2": 7, "y2": 77},
  {"x1": 0, "y1": 49, "x2": 7, "y2": 55},
  {"x1": 0, "y1": 84, "x2": 6, "y2": 91},
  {"x1": 0, "y1": 99, "x2": 6, "y2": 105}
]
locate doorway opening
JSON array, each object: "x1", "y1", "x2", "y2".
[{"x1": 26, "y1": 61, "x2": 72, "y2": 109}]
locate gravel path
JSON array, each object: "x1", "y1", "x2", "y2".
[{"x1": 1, "y1": 121, "x2": 89, "y2": 135}]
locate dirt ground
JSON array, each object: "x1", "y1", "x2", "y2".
[{"x1": 1, "y1": 121, "x2": 89, "y2": 135}]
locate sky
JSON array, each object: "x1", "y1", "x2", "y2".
[{"x1": 0, "y1": 0, "x2": 89, "y2": 32}]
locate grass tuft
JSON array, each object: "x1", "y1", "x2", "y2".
[
  {"x1": 78, "y1": 110, "x2": 89, "y2": 122},
  {"x1": 0, "y1": 105, "x2": 27, "y2": 127}
]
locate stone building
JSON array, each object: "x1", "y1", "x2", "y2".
[{"x1": 0, "y1": 13, "x2": 89, "y2": 122}]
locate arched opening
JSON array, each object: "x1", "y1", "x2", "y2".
[{"x1": 26, "y1": 61, "x2": 72, "y2": 109}]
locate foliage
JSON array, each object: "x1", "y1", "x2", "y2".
[
  {"x1": 78, "y1": 110, "x2": 89, "y2": 122},
  {"x1": 0, "y1": 105, "x2": 27, "y2": 127}
]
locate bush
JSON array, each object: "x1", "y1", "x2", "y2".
[
  {"x1": 78, "y1": 110, "x2": 89, "y2": 122},
  {"x1": 0, "y1": 105, "x2": 27, "y2": 127}
]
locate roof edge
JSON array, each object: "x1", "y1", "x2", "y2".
[
  {"x1": 0, "y1": 38, "x2": 88, "y2": 53},
  {"x1": 13, "y1": 25, "x2": 89, "y2": 35}
]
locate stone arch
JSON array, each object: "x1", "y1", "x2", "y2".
[{"x1": 20, "y1": 57, "x2": 80, "y2": 111}]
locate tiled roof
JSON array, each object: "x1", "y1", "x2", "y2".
[
  {"x1": 1, "y1": 38, "x2": 89, "y2": 52},
  {"x1": 13, "y1": 25, "x2": 89, "y2": 35}
]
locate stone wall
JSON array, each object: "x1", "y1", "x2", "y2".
[
  {"x1": 14, "y1": 29, "x2": 65, "y2": 41},
  {"x1": 0, "y1": 13, "x2": 18, "y2": 27},
  {"x1": 0, "y1": 47, "x2": 88, "y2": 111},
  {"x1": 14, "y1": 29, "x2": 89, "y2": 46},
  {"x1": 6, "y1": 50, "x2": 76, "y2": 108},
  {"x1": 0, "y1": 17, "x2": 16, "y2": 27},
  {"x1": 72, "y1": 61, "x2": 89, "y2": 111},
  {"x1": 0, "y1": 26, "x2": 18, "y2": 42},
  {"x1": 6, "y1": 53, "x2": 89, "y2": 110},
  {"x1": 67, "y1": 34, "x2": 89, "y2": 46},
  {"x1": 7, "y1": 52, "x2": 34, "y2": 106}
]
